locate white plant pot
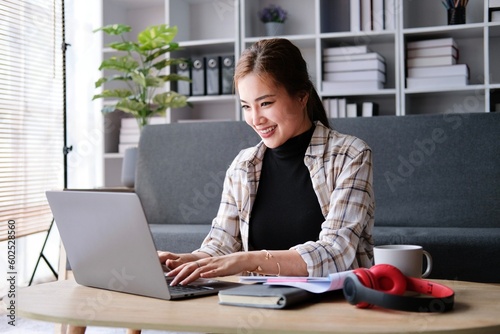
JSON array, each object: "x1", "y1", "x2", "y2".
[{"x1": 265, "y1": 22, "x2": 284, "y2": 36}]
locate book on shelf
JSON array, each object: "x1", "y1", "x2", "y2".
[
  {"x1": 406, "y1": 55, "x2": 457, "y2": 68},
  {"x1": 372, "y1": 0, "x2": 384, "y2": 31},
  {"x1": 119, "y1": 132, "x2": 141, "y2": 144},
  {"x1": 347, "y1": 103, "x2": 359, "y2": 117},
  {"x1": 323, "y1": 80, "x2": 384, "y2": 92},
  {"x1": 407, "y1": 64, "x2": 469, "y2": 78},
  {"x1": 338, "y1": 98, "x2": 347, "y2": 118},
  {"x1": 324, "y1": 70, "x2": 385, "y2": 83},
  {"x1": 323, "y1": 58, "x2": 385, "y2": 73},
  {"x1": 218, "y1": 284, "x2": 316, "y2": 309},
  {"x1": 121, "y1": 116, "x2": 165, "y2": 129},
  {"x1": 407, "y1": 37, "x2": 458, "y2": 50},
  {"x1": 407, "y1": 45, "x2": 458, "y2": 59},
  {"x1": 350, "y1": 0, "x2": 361, "y2": 32},
  {"x1": 323, "y1": 45, "x2": 370, "y2": 57},
  {"x1": 362, "y1": 102, "x2": 379, "y2": 117},
  {"x1": 323, "y1": 52, "x2": 384, "y2": 63},
  {"x1": 329, "y1": 98, "x2": 339, "y2": 118},
  {"x1": 406, "y1": 75, "x2": 468, "y2": 89},
  {"x1": 361, "y1": 0, "x2": 372, "y2": 31},
  {"x1": 384, "y1": 0, "x2": 395, "y2": 30},
  {"x1": 490, "y1": 0, "x2": 500, "y2": 8},
  {"x1": 491, "y1": 10, "x2": 500, "y2": 22}
]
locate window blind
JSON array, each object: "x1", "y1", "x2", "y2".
[{"x1": 0, "y1": 0, "x2": 64, "y2": 241}]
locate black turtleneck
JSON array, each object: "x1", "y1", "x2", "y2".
[{"x1": 249, "y1": 126, "x2": 325, "y2": 251}]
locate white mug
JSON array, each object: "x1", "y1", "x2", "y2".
[{"x1": 373, "y1": 245, "x2": 432, "y2": 278}]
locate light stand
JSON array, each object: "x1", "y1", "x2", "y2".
[{"x1": 29, "y1": 0, "x2": 71, "y2": 286}]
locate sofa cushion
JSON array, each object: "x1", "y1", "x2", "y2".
[
  {"x1": 149, "y1": 224, "x2": 210, "y2": 253},
  {"x1": 331, "y1": 113, "x2": 500, "y2": 229},
  {"x1": 136, "y1": 121, "x2": 260, "y2": 225}
]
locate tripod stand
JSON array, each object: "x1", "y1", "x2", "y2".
[{"x1": 28, "y1": 0, "x2": 71, "y2": 286}]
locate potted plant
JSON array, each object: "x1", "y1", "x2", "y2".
[
  {"x1": 258, "y1": 4, "x2": 288, "y2": 36},
  {"x1": 93, "y1": 23, "x2": 190, "y2": 130},
  {"x1": 93, "y1": 23, "x2": 190, "y2": 187}
]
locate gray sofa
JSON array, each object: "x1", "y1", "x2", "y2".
[{"x1": 135, "y1": 112, "x2": 500, "y2": 283}]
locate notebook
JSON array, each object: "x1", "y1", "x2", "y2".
[{"x1": 45, "y1": 190, "x2": 241, "y2": 300}]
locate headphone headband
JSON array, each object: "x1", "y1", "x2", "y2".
[{"x1": 343, "y1": 267, "x2": 455, "y2": 312}]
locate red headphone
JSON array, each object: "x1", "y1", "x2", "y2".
[{"x1": 343, "y1": 264, "x2": 455, "y2": 312}]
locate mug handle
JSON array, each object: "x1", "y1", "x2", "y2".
[{"x1": 422, "y1": 250, "x2": 433, "y2": 278}]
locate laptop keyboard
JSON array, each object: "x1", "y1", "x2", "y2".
[
  {"x1": 169, "y1": 284, "x2": 213, "y2": 293},
  {"x1": 165, "y1": 276, "x2": 215, "y2": 295}
]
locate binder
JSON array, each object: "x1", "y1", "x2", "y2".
[
  {"x1": 176, "y1": 61, "x2": 191, "y2": 96},
  {"x1": 191, "y1": 57, "x2": 206, "y2": 96},
  {"x1": 206, "y1": 56, "x2": 221, "y2": 95},
  {"x1": 221, "y1": 55, "x2": 235, "y2": 95}
]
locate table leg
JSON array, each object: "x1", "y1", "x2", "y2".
[{"x1": 67, "y1": 325, "x2": 86, "y2": 334}]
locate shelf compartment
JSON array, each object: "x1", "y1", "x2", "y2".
[
  {"x1": 102, "y1": 0, "x2": 166, "y2": 46},
  {"x1": 241, "y1": 0, "x2": 315, "y2": 38},
  {"x1": 403, "y1": 0, "x2": 485, "y2": 29},
  {"x1": 489, "y1": 25, "x2": 500, "y2": 84},
  {"x1": 168, "y1": 0, "x2": 238, "y2": 43},
  {"x1": 404, "y1": 89, "x2": 486, "y2": 115}
]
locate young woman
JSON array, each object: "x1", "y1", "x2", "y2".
[{"x1": 161, "y1": 38, "x2": 375, "y2": 286}]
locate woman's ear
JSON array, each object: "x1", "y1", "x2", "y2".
[{"x1": 298, "y1": 91, "x2": 309, "y2": 107}]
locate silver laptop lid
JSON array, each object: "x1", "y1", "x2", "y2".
[{"x1": 46, "y1": 190, "x2": 171, "y2": 300}]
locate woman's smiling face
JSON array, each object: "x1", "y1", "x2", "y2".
[{"x1": 238, "y1": 73, "x2": 311, "y2": 149}]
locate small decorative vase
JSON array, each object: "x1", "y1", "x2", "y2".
[
  {"x1": 265, "y1": 22, "x2": 284, "y2": 36},
  {"x1": 121, "y1": 146, "x2": 138, "y2": 188}
]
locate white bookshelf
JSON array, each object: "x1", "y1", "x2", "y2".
[{"x1": 99, "y1": 0, "x2": 498, "y2": 186}]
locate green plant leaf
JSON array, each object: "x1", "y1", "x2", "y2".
[
  {"x1": 130, "y1": 71, "x2": 147, "y2": 88},
  {"x1": 145, "y1": 76, "x2": 165, "y2": 87},
  {"x1": 101, "y1": 105, "x2": 117, "y2": 114},
  {"x1": 138, "y1": 25, "x2": 178, "y2": 50},
  {"x1": 99, "y1": 56, "x2": 139, "y2": 72},
  {"x1": 153, "y1": 91, "x2": 188, "y2": 109},
  {"x1": 158, "y1": 74, "x2": 191, "y2": 82},
  {"x1": 94, "y1": 24, "x2": 131, "y2": 35},
  {"x1": 115, "y1": 99, "x2": 146, "y2": 116},
  {"x1": 107, "y1": 41, "x2": 141, "y2": 53},
  {"x1": 92, "y1": 89, "x2": 133, "y2": 100},
  {"x1": 144, "y1": 43, "x2": 181, "y2": 63}
]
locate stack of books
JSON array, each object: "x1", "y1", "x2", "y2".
[
  {"x1": 323, "y1": 98, "x2": 379, "y2": 118},
  {"x1": 119, "y1": 117, "x2": 165, "y2": 153},
  {"x1": 322, "y1": 45, "x2": 386, "y2": 93},
  {"x1": 406, "y1": 37, "x2": 469, "y2": 90}
]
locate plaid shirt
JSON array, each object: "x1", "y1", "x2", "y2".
[{"x1": 196, "y1": 121, "x2": 375, "y2": 276}]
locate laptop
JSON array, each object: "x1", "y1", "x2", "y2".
[{"x1": 46, "y1": 190, "x2": 241, "y2": 300}]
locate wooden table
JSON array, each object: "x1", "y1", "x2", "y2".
[{"x1": 18, "y1": 278, "x2": 500, "y2": 334}]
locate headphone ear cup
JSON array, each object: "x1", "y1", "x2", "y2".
[
  {"x1": 369, "y1": 264, "x2": 407, "y2": 296},
  {"x1": 352, "y1": 268, "x2": 378, "y2": 308}
]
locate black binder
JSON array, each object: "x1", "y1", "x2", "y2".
[
  {"x1": 191, "y1": 57, "x2": 206, "y2": 96},
  {"x1": 206, "y1": 56, "x2": 221, "y2": 95},
  {"x1": 221, "y1": 55, "x2": 235, "y2": 95},
  {"x1": 176, "y1": 61, "x2": 191, "y2": 96}
]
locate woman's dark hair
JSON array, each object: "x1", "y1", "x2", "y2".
[{"x1": 234, "y1": 38, "x2": 330, "y2": 128}]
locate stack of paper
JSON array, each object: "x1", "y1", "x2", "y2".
[
  {"x1": 406, "y1": 38, "x2": 469, "y2": 90},
  {"x1": 322, "y1": 45, "x2": 386, "y2": 94}
]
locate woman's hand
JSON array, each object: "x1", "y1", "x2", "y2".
[
  {"x1": 157, "y1": 251, "x2": 207, "y2": 271},
  {"x1": 166, "y1": 252, "x2": 253, "y2": 286}
]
